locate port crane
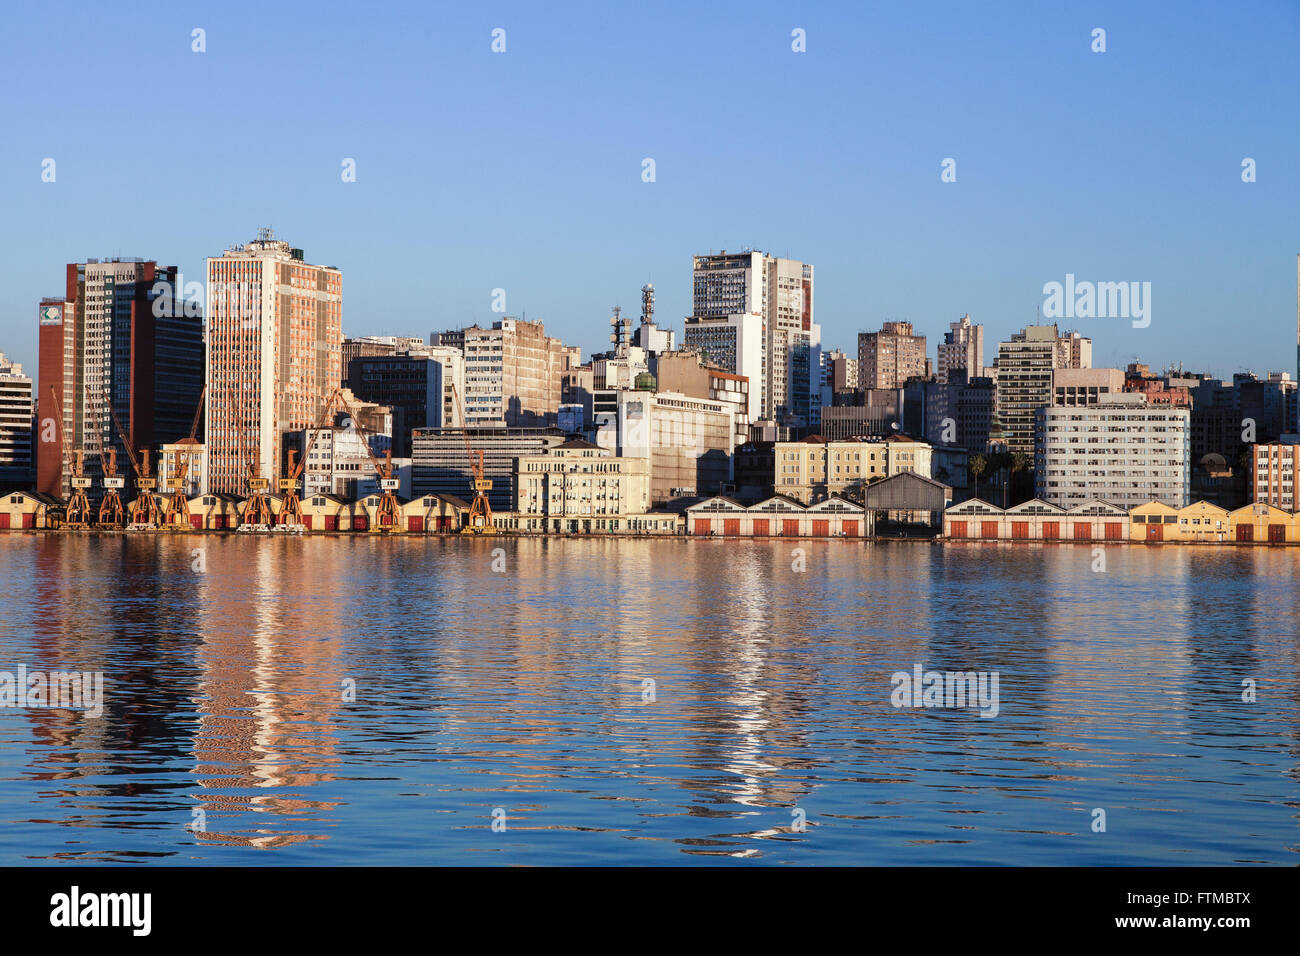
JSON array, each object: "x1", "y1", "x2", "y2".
[
  {"x1": 48, "y1": 386, "x2": 91, "y2": 527},
  {"x1": 88, "y1": 386, "x2": 125, "y2": 527},
  {"x1": 106, "y1": 397, "x2": 163, "y2": 527},
  {"x1": 164, "y1": 386, "x2": 206, "y2": 527},
  {"x1": 242, "y1": 456, "x2": 274, "y2": 527},
  {"x1": 334, "y1": 391, "x2": 402, "y2": 530},
  {"x1": 279, "y1": 387, "x2": 344, "y2": 526},
  {"x1": 451, "y1": 385, "x2": 494, "y2": 534}
]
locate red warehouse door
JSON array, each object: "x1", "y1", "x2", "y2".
[
  {"x1": 22, "y1": 514, "x2": 34, "y2": 529},
  {"x1": 1042, "y1": 521, "x2": 1059, "y2": 539},
  {"x1": 1011, "y1": 521, "x2": 1029, "y2": 539},
  {"x1": 0, "y1": 514, "x2": 9, "y2": 529},
  {"x1": 1235, "y1": 524, "x2": 1252, "y2": 542},
  {"x1": 752, "y1": 519, "x2": 769, "y2": 536},
  {"x1": 190, "y1": 514, "x2": 202, "y2": 530},
  {"x1": 1073, "y1": 523, "x2": 1091, "y2": 540},
  {"x1": 949, "y1": 520, "x2": 966, "y2": 538},
  {"x1": 842, "y1": 520, "x2": 858, "y2": 537},
  {"x1": 980, "y1": 521, "x2": 999, "y2": 539},
  {"x1": 1105, "y1": 522, "x2": 1122, "y2": 540},
  {"x1": 783, "y1": 519, "x2": 801, "y2": 537},
  {"x1": 812, "y1": 519, "x2": 830, "y2": 537},
  {"x1": 325, "y1": 515, "x2": 338, "y2": 531},
  {"x1": 354, "y1": 516, "x2": 369, "y2": 532},
  {"x1": 408, "y1": 516, "x2": 424, "y2": 532},
  {"x1": 693, "y1": 519, "x2": 711, "y2": 535},
  {"x1": 1268, "y1": 523, "x2": 1285, "y2": 543},
  {"x1": 723, "y1": 518, "x2": 741, "y2": 536},
  {"x1": 302, "y1": 515, "x2": 313, "y2": 530},
  {"x1": 1147, "y1": 523, "x2": 1163, "y2": 540}
]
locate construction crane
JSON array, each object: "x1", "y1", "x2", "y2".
[
  {"x1": 451, "y1": 385, "x2": 494, "y2": 534},
  {"x1": 164, "y1": 386, "x2": 206, "y2": 528},
  {"x1": 278, "y1": 387, "x2": 343, "y2": 526},
  {"x1": 335, "y1": 391, "x2": 402, "y2": 530},
  {"x1": 49, "y1": 386, "x2": 91, "y2": 527},
  {"x1": 106, "y1": 396, "x2": 163, "y2": 527}
]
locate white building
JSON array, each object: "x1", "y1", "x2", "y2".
[
  {"x1": 0, "y1": 353, "x2": 33, "y2": 486},
  {"x1": 512, "y1": 438, "x2": 651, "y2": 521},
  {"x1": 682, "y1": 312, "x2": 764, "y2": 422},
  {"x1": 1035, "y1": 395, "x2": 1190, "y2": 509},
  {"x1": 593, "y1": 388, "x2": 734, "y2": 504},
  {"x1": 690, "y1": 251, "x2": 820, "y2": 426}
]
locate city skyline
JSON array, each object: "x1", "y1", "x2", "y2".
[{"x1": 2, "y1": 1, "x2": 1299, "y2": 379}]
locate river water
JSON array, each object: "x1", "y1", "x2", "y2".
[{"x1": 0, "y1": 534, "x2": 1296, "y2": 865}]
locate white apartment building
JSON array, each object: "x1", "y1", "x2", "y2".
[
  {"x1": 461, "y1": 318, "x2": 573, "y2": 427},
  {"x1": 0, "y1": 353, "x2": 33, "y2": 485},
  {"x1": 682, "y1": 312, "x2": 765, "y2": 421},
  {"x1": 1035, "y1": 395, "x2": 1190, "y2": 509},
  {"x1": 1251, "y1": 441, "x2": 1300, "y2": 510}
]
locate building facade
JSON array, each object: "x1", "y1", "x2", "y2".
[
  {"x1": 512, "y1": 439, "x2": 651, "y2": 524},
  {"x1": 205, "y1": 230, "x2": 342, "y2": 494},
  {"x1": 347, "y1": 347, "x2": 463, "y2": 456},
  {"x1": 1250, "y1": 441, "x2": 1300, "y2": 510},
  {"x1": 858, "y1": 321, "x2": 927, "y2": 390},
  {"x1": 994, "y1": 324, "x2": 1091, "y2": 458},
  {"x1": 37, "y1": 259, "x2": 204, "y2": 496},
  {"x1": 1035, "y1": 396, "x2": 1190, "y2": 509},
  {"x1": 411, "y1": 426, "x2": 566, "y2": 510},
  {"x1": 937, "y1": 314, "x2": 985, "y2": 383},
  {"x1": 0, "y1": 353, "x2": 33, "y2": 489},
  {"x1": 453, "y1": 318, "x2": 575, "y2": 428}
]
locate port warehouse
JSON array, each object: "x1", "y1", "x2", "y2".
[{"x1": 11, "y1": 486, "x2": 1300, "y2": 543}]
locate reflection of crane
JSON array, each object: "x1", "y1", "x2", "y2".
[
  {"x1": 452, "y1": 385, "x2": 494, "y2": 534},
  {"x1": 164, "y1": 386, "x2": 206, "y2": 527},
  {"x1": 106, "y1": 396, "x2": 163, "y2": 526},
  {"x1": 280, "y1": 387, "x2": 343, "y2": 526},
  {"x1": 49, "y1": 386, "x2": 91, "y2": 526},
  {"x1": 335, "y1": 392, "x2": 401, "y2": 530}
]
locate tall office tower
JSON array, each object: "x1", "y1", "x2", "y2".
[
  {"x1": 36, "y1": 259, "x2": 203, "y2": 496},
  {"x1": 205, "y1": 229, "x2": 342, "y2": 494},
  {"x1": 936, "y1": 314, "x2": 985, "y2": 383},
  {"x1": 347, "y1": 346, "x2": 464, "y2": 456},
  {"x1": 826, "y1": 349, "x2": 859, "y2": 392},
  {"x1": 993, "y1": 324, "x2": 1092, "y2": 457},
  {"x1": 452, "y1": 317, "x2": 575, "y2": 428},
  {"x1": 690, "y1": 250, "x2": 819, "y2": 425},
  {"x1": 0, "y1": 353, "x2": 34, "y2": 489},
  {"x1": 858, "y1": 321, "x2": 928, "y2": 389}
]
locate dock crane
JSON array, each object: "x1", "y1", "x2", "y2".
[
  {"x1": 98, "y1": 448, "x2": 125, "y2": 527},
  {"x1": 242, "y1": 456, "x2": 274, "y2": 527},
  {"x1": 451, "y1": 385, "x2": 494, "y2": 534},
  {"x1": 106, "y1": 397, "x2": 163, "y2": 527},
  {"x1": 49, "y1": 386, "x2": 91, "y2": 527},
  {"x1": 85, "y1": 384, "x2": 124, "y2": 526},
  {"x1": 335, "y1": 391, "x2": 402, "y2": 530},
  {"x1": 164, "y1": 386, "x2": 206, "y2": 528},
  {"x1": 279, "y1": 387, "x2": 343, "y2": 526}
]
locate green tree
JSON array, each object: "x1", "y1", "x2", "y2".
[{"x1": 968, "y1": 454, "x2": 986, "y2": 498}]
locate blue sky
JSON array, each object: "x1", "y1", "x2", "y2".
[{"x1": 2, "y1": 0, "x2": 1298, "y2": 379}]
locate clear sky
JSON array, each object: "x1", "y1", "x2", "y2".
[{"x1": 2, "y1": 0, "x2": 1297, "y2": 380}]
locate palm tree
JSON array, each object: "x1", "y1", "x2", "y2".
[
  {"x1": 968, "y1": 454, "x2": 986, "y2": 499},
  {"x1": 1010, "y1": 452, "x2": 1031, "y2": 505}
]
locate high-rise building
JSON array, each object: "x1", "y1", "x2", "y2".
[
  {"x1": 347, "y1": 347, "x2": 463, "y2": 457},
  {"x1": 205, "y1": 230, "x2": 342, "y2": 494},
  {"x1": 994, "y1": 324, "x2": 1091, "y2": 457},
  {"x1": 690, "y1": 251, "x2": 819, "y2": 425},
  {"x1": 858, "y1": 321, "x2": 927, "y2": 390},
  {"x1": 0, "y1": 353, "x2": 34, "y2": 489},
  {"x1": 826, "y1": 349, "x2": 859, "y2": 392},
  {"x1": 445, "y1": 318, "x2": 575, "y2": 428},
  {"x1": 936, "y1": 314, "x2": 985, "y2": 383},
  {"x1": 1035, "y1": 395, "x2": 1190, "y2": 509},
  {"x1": 36, "y1": 259, "x2": 204, "y2": 496},
  {"x1": 683, "y1": 312, "x2": 765, "y2": 414}
]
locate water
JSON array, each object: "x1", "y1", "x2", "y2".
[{"x1": 0, "y1": 534, "x2": 1296, "y2": 865}]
